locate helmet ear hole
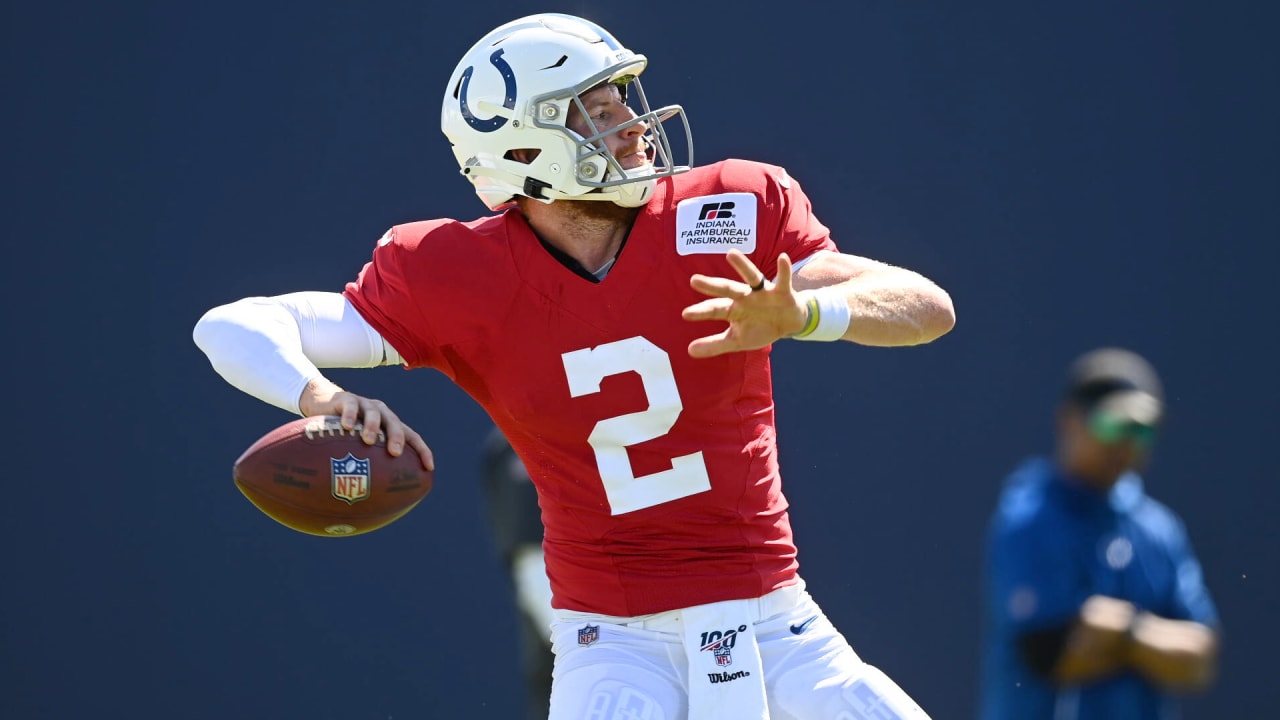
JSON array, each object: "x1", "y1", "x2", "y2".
[{"x1": 504, "y1": 149, "x2": 542, "y2": 164}]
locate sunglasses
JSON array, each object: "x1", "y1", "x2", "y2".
[{"x1": 1087, "y1": 410, "x2": 1158, "y2": 448}]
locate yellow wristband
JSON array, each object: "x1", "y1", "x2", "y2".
[{"x1": 791, "y1": 296, "x2": 822, "y2": 338}]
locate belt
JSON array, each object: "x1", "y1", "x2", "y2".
[{"x1": 553, "y1": 580, "x2": 807, "y2": 634}]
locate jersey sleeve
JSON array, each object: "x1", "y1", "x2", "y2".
[
  {"x1": 342, "y1": 223, "x2": 445, "y2": 371},
  {"x1": 742, "y1": 160, "x2": 837, "y2": 277},
  {"x1": 1164, "y1": 518, "x2": 1220, "y2": 626}
]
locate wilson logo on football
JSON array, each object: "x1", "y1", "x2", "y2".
[{"x1": 330, "y1": 453, "x2": 372, "y2": 504}]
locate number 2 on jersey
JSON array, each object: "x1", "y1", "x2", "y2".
[{"x1": 561, "y1": 337, "x2": 712, "y2": 515}]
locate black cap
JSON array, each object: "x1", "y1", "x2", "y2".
[{"x1": 1064, "y1": 348, "x2": 1164, "y2": 425}]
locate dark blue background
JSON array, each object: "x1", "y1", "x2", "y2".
[{"x1": 6, "y1": 1, "x2": 1277, "y2": 717}]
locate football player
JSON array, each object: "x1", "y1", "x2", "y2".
[{"x1": 194, "y1": 13, "x2": 955, "y2": 719}]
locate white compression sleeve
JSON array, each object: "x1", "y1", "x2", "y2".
[{"x1": 192, "y1": 291, "x2": 402, "y2": 415}]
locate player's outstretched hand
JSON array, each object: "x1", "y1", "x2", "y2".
[
  {"x1": 683, "y1": 250, "x2": 808, "y2": 358},
  {"x1": 298, "y1": 378, "x2": 435, "y2": 470}
]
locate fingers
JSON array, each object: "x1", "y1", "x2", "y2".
[
  {"x1": 687, "y1": 250, "x2": 765, "y2": 299},
  {"x1": 694, "y1": 251, "x2": 793, "y2": 299},
  {"x1": 351, "y1": 399, "x2": 392, "y2": 447},
  {"x1": 404, "y1": 431, "x2": 436, "y2": 472},
  {"x1": 683, "y1": 251, "x2": 804, "y2": 360},
  {"x1": 774, "y1": 253, "x2": 793, "y2": 293},
  {"x1": 368, "y1": 406, "x2": 434, "y2": 471},
  {"x1": 681, "y1": 297, "x2": 733, "y2": 322},
  {"x1": 358, "y1": 404, "x2": 383, "y2": 444},
  {"x1": 725, "y1": 249, "x2": 765, "y2": 289},
  {"x1": 690, "y1": 273, "x2": 753, "y2": 300},
  {"x1": 687, "y1": 331, "x2": 734, "y2": 359},
  {"x1": 326, "y1": 393, "x2": 435, "y2": 470}
]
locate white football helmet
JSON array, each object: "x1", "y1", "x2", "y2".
[{"x1": 441, "y1": 14, "x2": 693, "y2": 210}]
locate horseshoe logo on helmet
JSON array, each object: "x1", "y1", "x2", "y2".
[{"x1": 458, "y1": 48, "x2": 518, "y2": 133}]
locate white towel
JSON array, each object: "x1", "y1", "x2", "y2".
[{"x1": 680, "y1": 599, "x2": 770, "y2": 720}]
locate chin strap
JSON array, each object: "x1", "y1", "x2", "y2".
[{"x1": 523, "y1": 176, "x2": 553, "y2": 200}]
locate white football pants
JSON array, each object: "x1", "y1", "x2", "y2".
[{"x1": 546, "y1": 581, "x2": 931, "y2": 720}]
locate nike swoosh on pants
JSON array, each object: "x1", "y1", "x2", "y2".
[{"x1": 789, "y1": 616, "x2": 817, "y2": 634}]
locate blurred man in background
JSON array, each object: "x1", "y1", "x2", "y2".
[
  {"x1": 979, "y1": 347, "x2": 1220, "y2": 719},
  {"x1": 478, "y1": 427, "x2": 554, "y2": 720}
]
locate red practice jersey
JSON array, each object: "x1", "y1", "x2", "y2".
[{"x1": 345, "y1": 159, "x2": 837, "y2": 615}]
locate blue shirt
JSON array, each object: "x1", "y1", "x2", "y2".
[{"x1": 979, "y1": 457, "x2": 1218, "y2": 720}]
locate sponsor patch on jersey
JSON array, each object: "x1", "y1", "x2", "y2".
[{"x1": 676, "y1": 193, "x2": 757, "y2": 255}]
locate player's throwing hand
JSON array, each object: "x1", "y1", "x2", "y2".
[{"x1": 298, "y1": 378, "x2": 434, "y2": 470}]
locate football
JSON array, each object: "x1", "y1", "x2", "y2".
[{"x1": 232, "y1": 415, "x2": 434, "y2": 537}]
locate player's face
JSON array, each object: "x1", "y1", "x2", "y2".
[
  {"x1": 1058, "y1": 406, "x2": 1152, "y2": 487},
  {"x1": 567, "y1": 83, "x2": 651, "y2": 171}
]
